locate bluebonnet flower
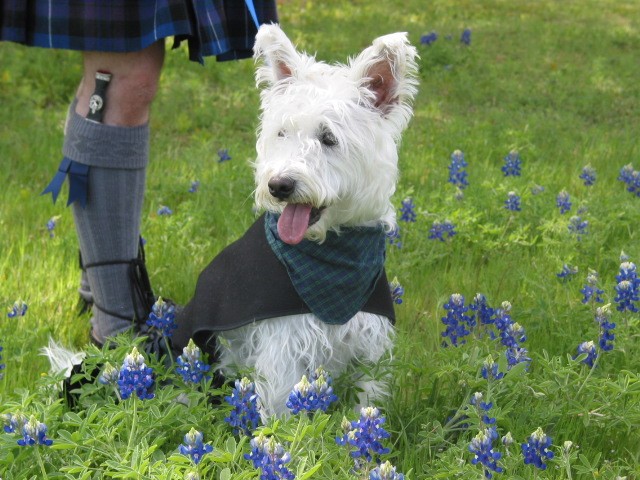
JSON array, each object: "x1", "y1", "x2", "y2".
[
  {"x1": 386, "y1": 226, "x2": 402, "y2": 249},
  {"x1": 618, "y1": 163, "x2": 635, "y2": 184},
  {"x1": 614, "y1": 280, "x2": 639, "y2": 313},
  {"x1": 505, "y1": 346, "x2": 531, "y2": 369},
  {"x1": 184, "y1": 472, "x2": 200, "y2": 480},
  {"x1": 568, "y1": 215, "x2": 588, "y2": 240},
  {"x1": 595, "y1": 305, "x2": 616, "y2": 351},
  {"x1": 460, "y1": 28, "x2": 472, "y2": 45},
  {"x1": 521, "y1": 427, "x2": 554, "y2": 470},
  {"x1": 481, "y1": 356, "x2": 504, "y2": 381},
  {"x1": 580, "y1": 271, "x2": 604, "y2": 304},
  {"x1": 557, "y1": 264, "x2": 578, "y2": 281},
  {"x1": 189, "y1": 180, "x2": 200, "y2": 193},
  {"x1": 616, "y1": 261, "x2": 640, "y2": 285},
  {"x1": 575, "y1": 340, "x2": 597, "y2": 367},
  {"x1": 531, "y1": 185, "x2": 545, "y2": 195},
  {"x1": 336, "y1": 406, "x2": 391, "y2": 462},
  {"x1": 46, "y1": 216, "x2": 57, "y2": 238},
  {"x1": 7, "y1": 299, "x2": 28, "y2": 318},
  {"x1": 501, "y1": 150, "x2": 521, "y2": 177},
  {"x1": 179, "y1": 428, "x2": 213, "y2": 465},
  {"x1": 493, "y1": 301, "x2": 513, "y2": 338},
  {"x1": 399, "y1": 197, "x2": 417, "y2": 222},
  {"x1": 370, "y1": 461, "x2": 405, "y2": 480},
  {"x1": 420, "y1": 32, "x2": 438, "y2": 46},
  {"x1": 217, "y1": 149, "x2": 232, "y2": 163},
  {"x1": 146, "y1": 297, "x2": 177, "y2": 338},
  {"x1": 504, "y1": 191, "x2": 521, "y2": 211},
  {"x1": 224, "y1": 377, "x2": 260, "y2": 435},
  {"x1": 176, "y1": 339, "x2": 211, "y2": 384},
  {"x1": 157, "y1": 205, "x2": 173, "y2": 216},
  {"x1": 117, "y1": 347, "x2": 155, "y2": 400},
  {"x1": 286, "y1": 367, "x2": 338, "y2": 414},
  {"x1": 98, "y1": 362, "x2": 119, "y2": 386},
  {"x1": 556, "y1": 190, "x2": 571, "y2": 214},
  {"x1": 2, "y1": 412, "x2": 27, "y2": 433},
  {"x1": 579, "y1": 165, "x2": 596, "y2": 186},
  {"x1": 501, "y1": 432, "x2": 514, "y2": 448},
  {"x1": 500, "y1": 322, "x2": 526, "y2": 348},
  {"x1": 17, "y1": 415, "x2": 53, "y2": 447},
  {"x1": 429, "y1": 220, "x2": 456, "y2": 242},
  {"x1": 441, "y1": 293, "x2": 474, "y2": 346},
  {"x1": 469, "y1": 428, "x2": 503, "y2": 479},
  {"x1": 389, "y1": 277, "x2": 404, "y2": 305},
  {"x1": 448, "y1": 150, "x2": 469, "y2": 190},
  {"x1": 244, "y1": 433, "x2": 295, "y2": 480},
  {"x1": 470, "y1": 392, "x2": 496, "y2": 427},
  {"x1": 470, "y1": 293, "x2": 496, "y2": 332}
]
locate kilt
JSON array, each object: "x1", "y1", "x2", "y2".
[{"x1": 0, "y1": 0, "x2": 278, "y2": 63}]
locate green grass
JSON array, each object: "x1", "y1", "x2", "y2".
[{"x1": 2, "y1": 0, "x2": 640, "y2": 478}]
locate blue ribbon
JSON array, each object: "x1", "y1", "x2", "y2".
[
  {"x1": 41, "y1": 157, "x2": 90, "y2": 208},
  {"x1": 244, "y1": 0, "x2": 260, "y2": 29}
]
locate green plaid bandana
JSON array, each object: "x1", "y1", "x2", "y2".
[{"x1": 265, "y1": 212, "x2": 387, "y2": 325}]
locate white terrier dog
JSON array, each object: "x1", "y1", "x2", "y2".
[{"x1": 173, "y1": 24, "x2": 418, "y2": 418}]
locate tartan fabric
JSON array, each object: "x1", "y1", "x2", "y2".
[
  {"x1": 0, "y1": 0, "x2": 278, "y2": 63},
  {"x1": 264, "y1": 212, "x2": 387, "y2": 325}
]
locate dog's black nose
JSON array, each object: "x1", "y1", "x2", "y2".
[{"x1": 268, "y1": 177, "x2": 296, "y2": 199}]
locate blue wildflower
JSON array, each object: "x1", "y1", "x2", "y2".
[
  {"x1": 441, "y1": 293, "x2": 474, "y2": 346},
  {"x1": 244, "y1": 433, "x2": 295, "y2": 480},
  {"x1": 117, "y1": 347, "x2": 155, "y2": 400},
  {"x1": 501, "y1": 150, "x2": 521, "y2": 177},
  {"x1": 531, "y1": 185, "x2": 545, "y2": 195},
  {"x1": 7, "y1": 300, "x2": 28, "y2": 318},
  {"x1": 470, "y1": 293, "x2": 496, "y2": 328},
  {"x1": 460, "y1": 28, "x2": 472, "y2": 45},
  {"x1": 557, "y1": 264, "x2": 578, "y2": 281},
  {"x1": 189, "y1": 180, "x2": 200, "y2": 193},
  {"x1": 481, "y1": 356, "x2": 504, "y2": 381},
  {"x1": 522, "y1": 427, "x2": 554, "y2": 470},
  {"x1": 618, "y1": 163, "x2": 636, "y2": 193},
  {"x1": 17, "y1": 415, "x2": 53, "y2": 447},
  {"x1": 224, "y1": 377, "x2": 261, "y2": 435},
  {"x1": 287, "y1": 367, "x2": 338, "y2": 414},
  {"x1": 46, "y1": 216, "x2": 57, "y2": 238},
  {"x1": 568, "y1": 215, "x2": 588, "y2": 240},
  {"x1": 2, "y1": 412, "x2": 27, "y2": 434},
  {"x1": 370, "y1": 461, "x2": 405, "y2": 480},
  {"x1": 596, "y1": 305, "x2": 616, "y2": 351},
  {"x1": 146, "y1": 297, "x2": 177, "y2": 338},
  {"x1": 556, "y1": 190, "x2": 571, "y2": 214},
  {"x1": 389, "y1": 277, "x2": 404, "y2": 305},
  {"x1": 386, "y1": 226, "x2": 402, "y2": 249},
  {"x1": 217, "y1": 149, "x2": 232, "y2": 163},
  {"x1": 336, "y1": 406, "x2": 391, "y2": 463},
  {"x1": 501, "y1": 432, "x2": 514, "y2": 448},
  {"x1": 399, "y1": 197, "x2": 417, "y2": 222},
  {"x1": 429, "y1": 220, "x2": 457, "y2": 242},
  {"x1": 179, "y1": 428, "x2": 213, "y2": 465},
  {"x1": 504, "y1": 191, "x2": 521, "y2": 211},
  {"x1": 505, "y1": 346, "x2": 531, "y2": 369},
  {"x1": 98, "y1": 362, "x2": 119, "y2": 386},
  {"x1": 575, "y1": 340, "x2": 597, "y2": 367},
  {"x1": 176, "y1": 339, "x2": 211, "y2": 384},
  {"x1": 614, "y1": 280, "x2": 639, "y2": 313},
  {"x1": 470, "y1": 392, "x2": 496, "y2": 427},
  {"x1": 469, "y1": 428, "x2": 503, "y2": 479},
  {"x1": 580, "y1": 271, "x2": 604, "y2": 304},
  {"x1": 157, "y1": 205, "x2": 173, "y2": 216},
  {"x1": 579, "y1": 165, "x2": 596, "y2": 186},
  {"x1": 448, "y1": 150, "x2": 469, "y2": 190},
  {"x1": 420, "y1": 32, "x2": 438, "y2": 46},
  {"x1": 616, "y1": 261, "x2": 640, "y2": 285}
]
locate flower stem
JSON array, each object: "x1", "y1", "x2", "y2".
[
  {"x1": 35, "y1": 447, "x2": 49, "y2": 479},
  {"x1": 127, "y1": 397, "x2": 138, "y2": 455}
]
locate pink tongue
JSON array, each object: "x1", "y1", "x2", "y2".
[{"x1": 278, "y1": 204, "x2": 313, "y2": 245}]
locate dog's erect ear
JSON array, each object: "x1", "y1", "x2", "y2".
[
  {"x1": 350, "y1": 32, "x2": 418, "y2": 119},
  {"x1": 254, "y1": 24, "x2": 302, "y2": 85}
]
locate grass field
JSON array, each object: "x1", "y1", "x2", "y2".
[{"x1": 1, "y1": 0, "x2": 640, "y2": 478}]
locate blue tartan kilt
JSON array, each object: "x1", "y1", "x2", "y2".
[{"x1": 0, "y1": 0, "x2": 278, "y2": 63}]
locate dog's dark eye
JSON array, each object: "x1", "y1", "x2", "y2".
[
  {"x1": 319, "y1": 129, "x2": 338, "y2": 147},
  {"x1": 277, "y1": 130, "x2": 286, "y2": 138}
]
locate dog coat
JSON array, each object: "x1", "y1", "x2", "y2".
[{"x1": 173, "y1": 214, "x2": 396, "y2": 353}]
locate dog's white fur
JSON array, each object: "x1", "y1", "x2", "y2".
[{"x1": 217, "y1": 25, "x2": 418, "y2": 418}]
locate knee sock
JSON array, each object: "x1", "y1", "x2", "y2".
[{"x1": 63, "y1": 100, "x2": 151, "y2": 344}]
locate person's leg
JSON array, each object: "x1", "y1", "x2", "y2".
[{"x1": 66, "y1": 41, "x2": 165, "y2": 345}]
